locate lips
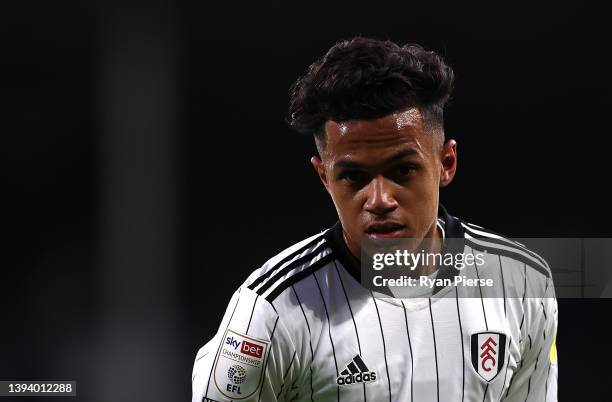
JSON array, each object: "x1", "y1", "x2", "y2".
[{"x1": 365, "y1": 222, "x2": 406, "y2": 239}]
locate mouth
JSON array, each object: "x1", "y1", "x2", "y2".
[{"x1": 365, "y1": 222, "x2": 407, "y2": 239}]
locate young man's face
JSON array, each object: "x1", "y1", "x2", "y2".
[{"x1": 311, "y1": 107, "x2": 457, "y2": 258}]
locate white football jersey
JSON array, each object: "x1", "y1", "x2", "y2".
[{"x1": 192, "y1": 205, "x2": 558, "y2": 402}]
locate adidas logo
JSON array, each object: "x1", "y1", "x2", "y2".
[{"x1": 336, "y1": 355, "x2": 377, "y2": 386}]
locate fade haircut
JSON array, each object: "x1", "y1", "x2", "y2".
[{"x1": 287, "y1": 37, "x2": 455, "y2": 154}]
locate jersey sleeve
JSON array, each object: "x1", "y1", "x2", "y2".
[
  {"x1": 503, "y1": 275, "x2": 558, "y2": 402},
  {"x1": 192, "y1": 286, "x2": 303, "y2": 402}
]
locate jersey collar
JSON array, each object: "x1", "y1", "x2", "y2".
[{"x1": 325, "y1": 204, "x2": 465, "y2": 295}]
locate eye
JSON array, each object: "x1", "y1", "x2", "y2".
[
  {"x1": 338, "y1": 170, "x2": 368, "y2": 185},
  {"x1": 394, "y1": 165, "x2": 416, "y2": 176},
  {"x1": 389, "y1": 164, "x2": 417, "y2": 182}
]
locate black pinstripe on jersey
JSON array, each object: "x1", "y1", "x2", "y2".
[
  {"x1": 428, "y1": 298, "x2": 440, "y2": 402},
  {"x1": 291, "y1": 285, "x2": 314, "y2": 402},
  {"x1": 496, "y1": 255, "x2": 510, "y2": 401},
  {"x1": 371, "y1": 292, "x2": 392, "y2": 402},
  {"x1": 313, "y1": 272, "x2": 340, "y2": 402},
  {"x1": 476, "y1": 252, "x2": 490, "y2": 402},
  {"x1": 257, "y1": 315, "x2": 279, "y2": 402},
  {"x1": 276, "y1": 351, "x2": 297, "y2": 400},
  {"x1": 334, "y1": 261, "x2": 367, "y2": 402},
  {"x1": 455, "y1": 288, "x2": 465, "y2": 402},
  {"x1": 400, "y1": 300, "x2": 415, "y2": 402}
]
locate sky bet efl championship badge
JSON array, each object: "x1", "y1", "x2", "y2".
[
  {"x1": 470, "y1": 332, "x2": 507, "y2": 383},
  {"x1": 213, "y1": 328, "x2": 270, "y2": 399}
]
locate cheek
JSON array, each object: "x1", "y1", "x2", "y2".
[
  {"x1": 414, "y1": 165, "x2": 441, "y2": 192},
  {"x1": 394, "y1": 173, "x2": 440, "y2": 209},
  {"x1": 331, "y1": 187, "x2": 358, "y2": 208},
  {"x1": 327, "y1": 185, "x2": 364, "y2": 216}
]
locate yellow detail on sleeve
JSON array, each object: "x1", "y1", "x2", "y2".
[{"x1": 550, "y1": 332, "x2": 557, "y2": 364}]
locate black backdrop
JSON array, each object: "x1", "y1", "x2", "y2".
[{"x1": 2, "y1": 0, "x2": 610, "y2": 401}]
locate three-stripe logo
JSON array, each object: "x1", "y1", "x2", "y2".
[{"x1": 336, "y1": 355, "x2": 377, "y2": 386}]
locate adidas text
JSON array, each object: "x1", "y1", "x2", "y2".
[{"x1": 336, "y1": 371, "x2": 377, "y2": 386}]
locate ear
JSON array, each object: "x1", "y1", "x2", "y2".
[
  {"x1": 439, "y1": 139, "x2": 457, "y2": 187},
  {"x1": 311, "y1": 156, "x2": 330, "y2": 191}
]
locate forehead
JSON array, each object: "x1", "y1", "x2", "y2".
[{"x1": 323, "y1": 108, "x2": 431, "y2": 161}]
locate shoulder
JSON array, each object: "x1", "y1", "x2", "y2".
[
  {"x1": 241, "y1": 228, "x2": 335, "y2": 304},
  {"x1": 457, "y1": 217, "x2": 553, "y2": 284}
]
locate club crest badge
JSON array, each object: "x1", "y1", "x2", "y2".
[
  {"x1": 213, "y1": 328, "x2": 270, "y2": 399},
  {"x1": 470, "y1": 331, "x2": 507, "y2": 382}
]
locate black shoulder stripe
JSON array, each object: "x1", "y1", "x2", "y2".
[
  {"x1": 470, "y1": 238, "x2": 551, "y2": 280},
  {"x1": 462, "y1": 223, "x2": 548, "y2": 267},
  {"x1": 248, "y1": 235, "x2": 327, "y2": 290},
  {"x1": 265, "y1": 253, "x2": 335, "y2": 303},
  {"x1": 462, "y1": 220, "x2": 500, "y2": 235},
  {"x1": 465, "y1": 239, "x2": 550, "y2": 278},
  {"x1": 461, "y1": 223, "x2": 549, "y2": 270},
  {"x1": 254, "y1": 246, "x2": 332, "y2": 295}
]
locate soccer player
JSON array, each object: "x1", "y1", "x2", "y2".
[{"x1": 192, "y1": 37, "x2": 558, "y2": 402}]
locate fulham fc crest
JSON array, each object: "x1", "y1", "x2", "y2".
[{"x1": 470, "y1": 332, "x2": 507, "y2": 383}]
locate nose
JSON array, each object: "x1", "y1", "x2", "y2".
[{"x1": 364, "y1": 176, "x2": 398, "y2": 216}]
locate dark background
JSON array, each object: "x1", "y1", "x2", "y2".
[{"x1": 2, "y1": 0, "x2": 610, "y2": 400}]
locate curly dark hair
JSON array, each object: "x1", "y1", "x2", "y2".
[{"x1": 287, "y1": 36, "x2": 455, "y2": 148}]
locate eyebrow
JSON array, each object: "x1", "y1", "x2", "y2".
[{"x1": 334, "y1": 148, "x2": 420, "y2": 169}]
